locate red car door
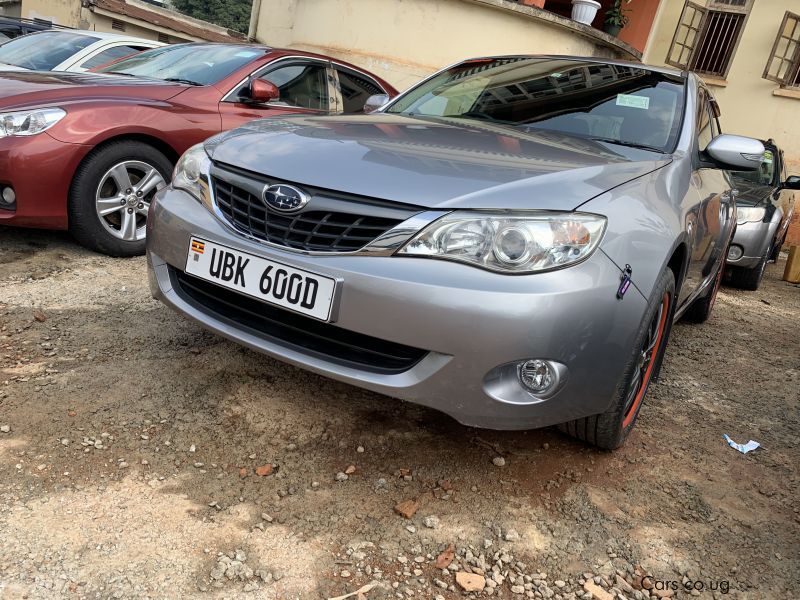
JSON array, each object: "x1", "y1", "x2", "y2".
[{"x1": 218, "y1": 57, "x2": 335, "y2": 130}]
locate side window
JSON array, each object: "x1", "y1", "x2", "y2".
[
  {"x1": 336, "y1": 68, "x2": 383, "y2": 114},
  {"x1": 259, "y1": 61, "x2": 329, "y2": 111},
  {"x1": 79, "y1": 45, "x2": 142, "y2": 70},
  {"x1": 757, "y1": 149, "x2": 776, "y2": 186},
  {"x1": 697, "y1": 92, "x2": 713, "y2": 152}
]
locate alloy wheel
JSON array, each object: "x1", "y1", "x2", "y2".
[
  {"x1": 622, "y1": 292, "x2": 670, "y2": 428},
  {"x1": 95, "y1": 160, "x2": 166, "y2": 242}
]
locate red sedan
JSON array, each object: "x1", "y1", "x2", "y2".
[{"x1": 0, "y1": 43, "x2": 396, "y2": 255}]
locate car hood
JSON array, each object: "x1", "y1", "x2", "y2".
[
  {"x1": 207, "y1": 114, "x2": 672, "y2": 210},
  {"x1": 0, "y1": 71, "x2": 187, "y2": 110},
  {"x1": 730, "y1": 177, "x2": 774, "y2": 208}
]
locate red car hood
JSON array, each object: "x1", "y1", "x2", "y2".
[{"x1": 0, "y1": 71, "x2": 187, "y2": 110}]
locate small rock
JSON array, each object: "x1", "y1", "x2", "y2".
[
  {"x1": 504, "y1": 529, "x2": 520, "y2": 541},
  {"x1": 340, "y1": 570, "x2": 351, "y2": 578},
  {"x1": 455, "y1": 572, "x2": 486, "y2": 592},
  {"x1": 423, "y1": 515, "x2": 440, "y2": 529},
  {"x1": 357, "y1": 445, "x2": 365, "y2": 453},
  {"x1": 492, "y1": 456, "x2": 505, "y2": 467},
  {"x1": 345, "y1": 464, "x2": 356, "y2": 475},
  {"x1": 584, "y1": 580, "x2": 614, "y2": 600},
  {"x1": 335, "y1": 472, "x2": 348, "y2": 482},
  {"x1": 0, "y1": 425, "x2": 10, "y2": 433},
  {"x1": 189, "y1": 445, "x2": 196, "y2": 452},
  {"x1": 255, "y1": 464, "x2": 273, "y2": 477},
  {"x1": 511, "y1": 584, "x2": 525, "y2": 594},
  {"x1": 394, "y1": 498, "x2": 421, "y2": 519}
]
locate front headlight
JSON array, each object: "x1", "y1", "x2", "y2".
[
  {"x1": 0, "y1": 107, "x2": 66, "y2": 137},
  {"x1": 398, "y1": 211, "x2": 607, "y2": 274},
  {"x1": 173, "y1": 143, "x2": 211, "y2": 203},
  {"x1": 736, "y1": 206, "x2": 766, "y2": 225}
]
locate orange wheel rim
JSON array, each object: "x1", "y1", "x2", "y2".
[{"x1": 622, "y1": 292, "x2": 670, "y2": 429}]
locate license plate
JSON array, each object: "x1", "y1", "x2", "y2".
[{"x1": 184, "y1": 237, "x2": 337, "y2": 321}]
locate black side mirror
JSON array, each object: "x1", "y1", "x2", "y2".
[{"x1": 782, "y1": 175, "x2": 800, "y2": 190}]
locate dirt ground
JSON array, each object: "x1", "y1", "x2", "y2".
[{"x1": 1, "y1": 227, "x2": 798, "y2": 600}]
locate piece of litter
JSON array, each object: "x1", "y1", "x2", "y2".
[
  {"x1": 723, "y1": 434, "x2": 760, "y2": 454},
  {"x1": 326, "y1": 581, "x2": 377, "y2": 600}
]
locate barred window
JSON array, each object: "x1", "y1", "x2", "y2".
[
  {"x1": 666, "y1": 0, "x2": 754, "y2": 79},
  {"x1": 763, "y1": 11, "x2": 800, "y2": 88}
]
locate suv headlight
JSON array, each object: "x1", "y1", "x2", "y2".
[
  {"x1": 0, "y1": 108, "x2": 66, "y2": 137},
  {"x1": 398, "y1": 211, "x2": 606, "y2": 273},
  {"x1": 736, "y1": 206, "x2": 765, "y2": 225},
  {"x1": 173, "y1": 143, "x2": 211, "y2": 204}
]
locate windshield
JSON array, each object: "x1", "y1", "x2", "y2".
[
  {"x1": 386, "y1": 57, "x2": 686, "y2": 153},
  {"x1": 0, "y1": 31, "x2": 98, "y2": 70},
  {"x1": 97, "y1": 44, "x2": 265, "y2": 85}
]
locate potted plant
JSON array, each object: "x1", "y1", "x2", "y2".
[
  {"x1": 520, "y1": 0, "x2": 546, "y2": 7},
  {"x1": 571, "y1": 0, "x2": 601, "y2": 25},
  {"x1": 603, "y1": 0, "x2": 632, "y2": 36}
]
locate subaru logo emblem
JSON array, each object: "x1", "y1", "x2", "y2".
[{"x1": 262, "y1": 184, "x2": 310, "y2": 213}]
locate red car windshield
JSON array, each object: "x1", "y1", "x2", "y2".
[{"x1": 97, "y1": 43, "x2": 267, "y2": 86}]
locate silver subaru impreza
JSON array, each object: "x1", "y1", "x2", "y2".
[{"x1": 147, "y1": 56, "x2": 764, "y2": 449}]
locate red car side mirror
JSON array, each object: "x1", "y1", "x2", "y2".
[{"x1": 249, "y1": 79, "x2": 279, "y2": 104}]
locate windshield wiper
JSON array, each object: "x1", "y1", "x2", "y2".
[
  {"x1": 104, "y1": 71, "x2": 138, "y2": 76},
  {"x1": 589, "y1": 137, "x2": 665, "y2": 153},
  {"x1": 163, "y1": 77, "x2": 203, "y2": 86}
]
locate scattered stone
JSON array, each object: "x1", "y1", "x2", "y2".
[
  {"x1": 394, "y1": 498, "x2": 421, "y2": 519},
  {"x1": 189, "y1": 445, "x2": 196, "y2": 452},
  {"x1": 0, "y1": 425, "x2": 10, "y2": 433},
  {"x1": 511, "y1": 584, "x2": 525, "y2": 594},
  {"x1": 435, "y1": 544, "x2": 455, "y2": 569},
  {"x1": 357, "y1": 445, "x2": 365, "y2": 453},
  {"x1": 492, "y1": 456, "x2": 506, "y2": 467},
  {"x1": 504, "y1": 529, "x2": 520, "y2": 541},
  {"x1": 423, "y1": 515, "x2": 440, "y2": 529},
  {"x1": 335, "y1": 472, "x2": 349, "y2": 482},
  {"x1": 255, "y1": 464, "x2": 273, "y2": 477},
  {"x1": 345, "y1": 464, "x2": 356, "y2": 475},
  {"x1": 456, "y1": 572, "x2": 486, "y2": 592},
  {"x1": 33, "y1": 310, "x2": 47, "y2": 322},
  {"x1": 584, "y1": 580, "x2": 614, "y2": 600}
]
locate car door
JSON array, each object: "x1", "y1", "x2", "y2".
[
  {"x1": 330, "y1": 64, "x2": 387, "y2": 114},
  {"x1": 218, "y1": 57, "x2": 334, "y2": 130},
  {"x1": 775, "y1": 149, "x2": 796, "y2": 245},
  {"x1": 680, "y1": 87, "x2": 733, "y2": 306}
]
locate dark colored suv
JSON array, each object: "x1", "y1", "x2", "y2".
[{"x1": 0, "y1": 17, "x2": 71, "y2": 42}]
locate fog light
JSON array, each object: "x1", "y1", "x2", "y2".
[
  {"x1": 518, "y1": 359, "x2": 557, "y2": 394},
  {"x1": 1, "y1": 186, "x2": 14, "y2": 204},
  {"x1": 727, "y1": 245, "x2": 743, "y2": 261}
]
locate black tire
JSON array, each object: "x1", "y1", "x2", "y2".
[
  {"x1": 727, "y1": 250, "x2": 768, "y2": 291},
  {"x1": 68, "y1": 140, "x2": 172, "y2": 257},
  {"x1": 558, "y1": 268, "x2": 675, "y2": 450}
]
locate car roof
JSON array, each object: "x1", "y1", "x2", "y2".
[{"x1": 23, "y1": 29, "x2": 154, "y2": 42}]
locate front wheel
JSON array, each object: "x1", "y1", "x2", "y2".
[
  {"x1": 559, "y1": 268, "x2": 675, "y2": 450},
  {"x1": 68, "y1": 140, "x2": 172, "y2": 256},
  {"x1": 727, "y1": 249, "x2": 768, "y2": 291}
]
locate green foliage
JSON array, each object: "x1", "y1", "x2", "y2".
[
  {"x1": 170, "y1": 0, "x2": 253, "y2": 34},
  {"x1": 604, "y1": 0, "x2": 632, "y2": 28}
]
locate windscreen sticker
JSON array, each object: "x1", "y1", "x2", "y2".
[{"x1": 616, "y1": 94, "x2": 650, "y2": 109}]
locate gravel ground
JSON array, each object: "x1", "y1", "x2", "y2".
[{"x1": 0, "y1": 227, "x2": 798, "y2": 600}]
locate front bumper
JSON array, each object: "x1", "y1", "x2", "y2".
[
  {"x1": 726, "y1": 221, "x2": 772, "y2": 269},
  {"x1": 147, "y1": 187, "x2": 649, "y2": 430},
  {"x1": 0, "y1": 133, "x2": 90, "y2": 230}
]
